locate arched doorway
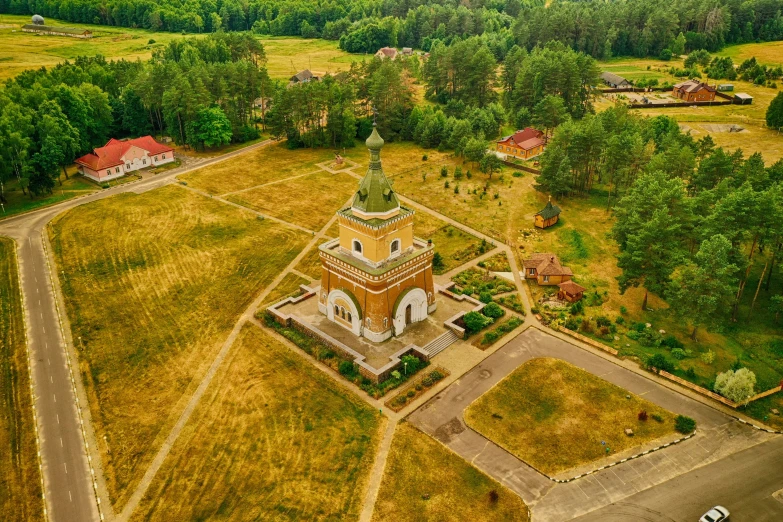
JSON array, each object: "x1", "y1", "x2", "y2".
[
  {"x1": 393, "y1": 287, "x2": 428, "y2": 335},
  {"x1": 326, "y1": 289, "x2": 362, "y2": 336}
]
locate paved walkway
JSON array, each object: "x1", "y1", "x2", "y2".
[{"x1": 407, "y1": 327, "x2": 773, "y2": 521}]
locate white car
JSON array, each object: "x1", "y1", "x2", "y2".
[{"x1": 700, "y1": 505, "x2": 730, "y2": 522}]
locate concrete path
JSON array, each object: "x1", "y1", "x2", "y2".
[{"x1": 408, "y1": 327, "x2": 773, "y2": 521}]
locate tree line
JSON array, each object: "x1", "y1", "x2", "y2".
[
  {"x1": 4, "y1": 0, "x2": 783, "y2": 60},
  {"x1": 0, "y1": 33, "x2": 269, "y2": 198}
]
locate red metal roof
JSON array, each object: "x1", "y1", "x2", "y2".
[
  {"x1": 75, "y1": 136, "x2": 173, "y2": 171},
  {"x1": 673, "y1": 80, "x2": 716, "y2": 93},
  {"x1": 498, "y1": 127, "x2": 545, "y2": 150}
]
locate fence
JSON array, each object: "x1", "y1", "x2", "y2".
[
  {"x1": 557, "y1": 326, "x2": 619, "y2": 355},
  {"x1": 628, "y1": 100, "x2": 733, "y2": 109},
  {"x1": 498, "y1": 160, "x2": 541, "y2": 175}
]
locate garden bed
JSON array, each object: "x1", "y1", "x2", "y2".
[
  {"x1": 474, "y1": 317, "x2": 524, "y2": 349},
  {"x1": 451, "y1": 267, "x2": 515, "y2": 300},
  {"x1": 385, "y1": 367, "x2": 450, "y2": 412}
]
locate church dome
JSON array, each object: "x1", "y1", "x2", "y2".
[{"x1": 365, "y1": 126, "x2": 384, "y2": 150}]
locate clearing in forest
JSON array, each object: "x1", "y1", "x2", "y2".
[
  {"x1": 48, "y1": 185, "x2": 309, "y2": 510},
  {"x1": 131, "y1": 325, "x2": 383, "y2": 521}
]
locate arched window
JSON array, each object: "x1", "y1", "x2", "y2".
[
  {"x1": 346, "y1": 312, "x2": 352, "y2": 323},
  {"x1": 334, "y1": 305, "x2": 339, "y2": 316},
  {"x1": 341, "y1": 307, "x2": 346, "y2": 319},
  {"x1": 352, "y1": 240, "x2": 363, "y2": 254},
  {"x1": 390, "y1": 239, "x2": 400, "y2": 255}
]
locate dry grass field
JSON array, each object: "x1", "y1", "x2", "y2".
[
  {"x1": 0, "y1": 237, "x2": 44, "y2": 521},
  {"x1": 259, "y1": 272, "x2": 310, "y2": 308},
  {"x1": 132, "y1": 324, "x2": 383, "y2": 521},
  {"x1": 0, "y1": 14, "x2": 362, "y2": 82},
  {"x1": 178, "y1": 142, "x2": 334, "y2": 195},
  {"x1": 717, "y1": 41, "x2": 783, "y2": 67},
  {"x1": 227, "y1": 170, "x2": 357, "y2": 230},
  {"x1": 371, "y1": 422, "x2": 528, "y2": 522},
  {"x1": 48, "y1": 185, "x2": 309, "y2": 509},
  {"x1": 294, "y1": 242, "x2": 326, "y2": 279},
  {"x1": 465, "y1": 358, "x2": 677, "y2": 476}
]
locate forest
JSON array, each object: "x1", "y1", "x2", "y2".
[
  {"x1": 3, "y1": 0, "x2": 783, "y2": 59},
  {"x1": 0, "y1": 32, "x2": 269, "y2": 197}
]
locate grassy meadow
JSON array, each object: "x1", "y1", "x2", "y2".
[
  {"x1": 465, "y1": 358, "x2": 677, "y2": 475},
  {"x1": 716, "y1": 41, "x2": 783, "y2": 67},
  {"x1": 0, "y1": 169, "x2": 98, "y2": 220},
  {"x1": 132, "y1": 324, "x2": 383, "y2": 521},
  {"x1": 48, "y1": 185, "x2": 309, "y2": 510},
  {"x1": 259, "y1": 272, "x2": 310, "y2": 308},
  {"x1": 0, "y1": 237, "x2": 44, "y2": 521},
  {"x1": 0, "y1": 14, "x2": 362, "y2": 82},
  {"x1": 371, "y1": 422, "x2": 528, "y2": 522}
]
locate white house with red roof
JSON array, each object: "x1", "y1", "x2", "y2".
[
  {"x1": 74, "y1": 136, "x2": 175, "y2": 182},
  {"x1": 496, "y1": 127, "x2": 546, "y2": 160}
]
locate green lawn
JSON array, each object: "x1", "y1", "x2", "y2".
[
  {"x1": 48, "y1": 185, "x2": 309, "y2": 510},
  {"x1": 465, "y1": 358, "x2": 678, "y2": 475},
  {"x1": 0, "y1": 237, "x2": 44, "y2": 520},
  {"x1": 131, "y1": 325, "x2": 383, "y2": 521},
  {"x1": 1, "y1": 174, "x2": 98, "y2": 220},
  {"x1": 371, "y1": 422, "x2": 528, "y2": 522}
]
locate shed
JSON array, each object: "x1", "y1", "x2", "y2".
[
  {"x1": 600, "y1": 72, "x2": 632, "y2": 89},
  {"x1": 534, "y1": 199, "x2": 561, "y2": 229},
  {"x1": 558, "y1": 281, "x2": 586, "y2": 303},
  {"x1": 734, "y1": 93, "x2": 753, "y2": 105},
  {"x1": 718, "y1": 84, "x2": 734, "y2": 91}
]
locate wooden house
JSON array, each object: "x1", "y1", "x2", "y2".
[
  {"x1": 534, "y1": 199, "x2": 561, "y2": 229},
  {"x1": 523, "y1": 253, "x2": 573, "y2": 286},
  {"x1": 496, "y1": 127, "x2": 545, "y2": 160},
  {"x1": 375, "y1": 47, "x2": 398, "y2": 60},
  {"x1": 558, "y1": 281, "x2": 586, "y2": 303},
  {"x1": 672, "y1": 80, "x2": 716, "y2": 102}
]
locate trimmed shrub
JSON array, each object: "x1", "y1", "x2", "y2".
[
  {"x1": 339, "y1": 360, "x2": 356, "y2": 377},
  {"x1": 464, "y1": 311, "x2": 493, "y2": 334},
  {"x1": 671, "y1": 348, "x2": 687, "y2": 360},
  {"x1": 675, "y1": 415, "x2": 696, "y2": 434},
  {"x1": 479, "y1": 291, "x2": 493, "y2": 304},
  {"x1": 482, "y1": 302, "x2": 505, "y2": 319}
]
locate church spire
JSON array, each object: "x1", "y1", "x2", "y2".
[{"x1": 351, "y1": 125, "x2": 400, "y2": 218}]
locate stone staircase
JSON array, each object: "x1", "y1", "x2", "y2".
[{"x1": 423, "y1": 330, "x2": 460, "y2": 358}]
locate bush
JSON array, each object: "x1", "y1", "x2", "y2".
[
  {"x1": 661, "y1": 335, "x2": 684, "y2": 349},
  {"x1": 454, "y1": 166, "x2": 463, "y2": 180},
  {"x1": 671, "y1": 348, "x2": 687, "y2": 360},
  {"x1": 714, "y1": 368, "x2": 756, "y2": 405},
  {"x1": 570, "y1": 300, "x2": 584, "y2": 315},
  {"x1": 148, "y1": 38, "x2": 156, "y2": 44},
  {"x1": 339, "y1": 360, "x2": 356, "y2": 377},
  {"x1": 430, "y1": 370, "x2": 444, "y2": 380},
  {"x1": 422, "y1": 154, "x2": 428, "y2": 161},
  {"x1": 647, "y1": 353, "x2": 674, "y2": 373},
  {"x1": 464, "y1": 311, "x2": 493, "y2": 334},
  {"x1": 638, "y1": 410, "x2": 648, "y2": 421},
  {"x1": 432, "y1": 252, "x2": 445, "y2": 271},
  {"x1": 686, "y1": 367, "x2": 697, "y2": 379},
  {"x1": 651, "y1": 413, "x2": 663, "y2": 423},
  {"x1": 619, "y1": 306, "x2": 627, "y2": 315},
  {"x1": 407, "y1": 389, "x2": 415, "y2": 398},
  {"x1": 401, "y1": 354, "x2": 422, "y2": 375},
  {"x1": 701, "y1": 350, "x2": 715, "y2": 364},
  {"x1": 615, "y1": 316, "x2": 625, "y2": 325},
  {"x1": 482, "y1": 331, "x2": 500, "y2": 344},
  {"x1": 564, "y1": 317, "x2": 580, "y2": 330},
  {"x1": 479, "y1": 291, "x2": 493, "y2": 304},
  {"x1": 675, "y1": 415, "x2": 696, "y2": 434},
  {"x1": 596, "y1": 316, "x2": 611, "y2": 327},
  {"x1": 659, "y1": 48, "x2": 672, "y2": 61},
  {"x1": 441, "y1": 166, "x2": 449, "y2": 177},
  {"x1": 482, "y1": 302, "x2": 505, "y2": 319},
  {"x1": 579, "y1": 318, "x2": 594, "y2": 333}
]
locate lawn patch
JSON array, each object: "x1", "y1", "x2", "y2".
[
  {"x1": 0, "y1": 237, "x2": 44, "y2": 520},
  {"x1": 49, "y1": 185, "x2": 309, "y2": 509},
  {"x1": 371, "y1": 422, "x2": 528, "y2": 522},
  {"x1": 465, "y1": 358, "x2": 678, "y2": 475},
  {"x1": 259, "y1": 272, "x2": 309, "y2": 308},
  {"x1": 132, "y1": 324, "x2": 383, "y2": 521}
]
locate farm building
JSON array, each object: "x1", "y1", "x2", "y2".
[
  {"x1": 375, "y1": 47, "x2": 398, "y2": 60},
  {"x1": 600, "y1": 72, "x2": 632, "y2": 89},
  {"x1": 534, "y1": 198, "x2": 561, "y2": 229},
  {"x1": 496, "y1": 127, "x2": 546, "y2": 160},
  {"x1": 672, "y1": 80, "x2": 716, "y2": 102},
  {"x1": 289, "y1": 69, "x2": 319, "y2": 86},
  {"x1": 22, "y1": 16, "x2": 92, "y2": 38},
  {"x1": 558, "y1": 281, "x2": 586, "y2": 303},
  {"x1": 317, "y1": 125, "x2": 436, "y2": 342},
  {"x1": 734, "y1": 93, "x2": 753, "y2": 105},
  {"x1": 523, "y1": 253, "x2": 573, "y2": 286},
  {"x1": 401, "y1": 47, "x2": 413, "y2": 56},
  {"x1": 75, "y1": 136, "x2": 174, "y2": 182}
]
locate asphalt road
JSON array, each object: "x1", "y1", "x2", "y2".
[
  {"x1": 574, "y1": 435, "x2": 783, "y2": 521},
  {"x1": 0, "y1": 140, "x2": 274, "y2": 522}
]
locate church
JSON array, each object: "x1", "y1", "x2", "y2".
[{"x1": 317, "y1": 126, "x2": 437, "y2": 342}]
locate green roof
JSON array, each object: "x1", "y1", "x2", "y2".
[
  {"x1": 351, "y1": 126, "x2": 400, "y2": 216},
  {"x1": 537, "y1": 200, "x2": 561, "y2": 220}
]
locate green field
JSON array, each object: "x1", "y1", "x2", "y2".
[
  {"x1": 371, "y1": 422, "x2": 528, "y2": 521},
  {"x1": 48, "y1": 185, "x2": 309, "y2": 510},
  {"x1": 132, "y1": 324, "x2": 383, "y2": 521},
  {"x1": 0, "y1": 14, "x2": 362, "y2": 82},
  {"x1": 0, "y1": 237, "x2": 44, "y2": 520},
  {"x1": 465, "y1": 358, "x2": 678, "y2": 475},
  {"x1": 0, "y1": 171, "x2": 98, "y2": 221}
]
